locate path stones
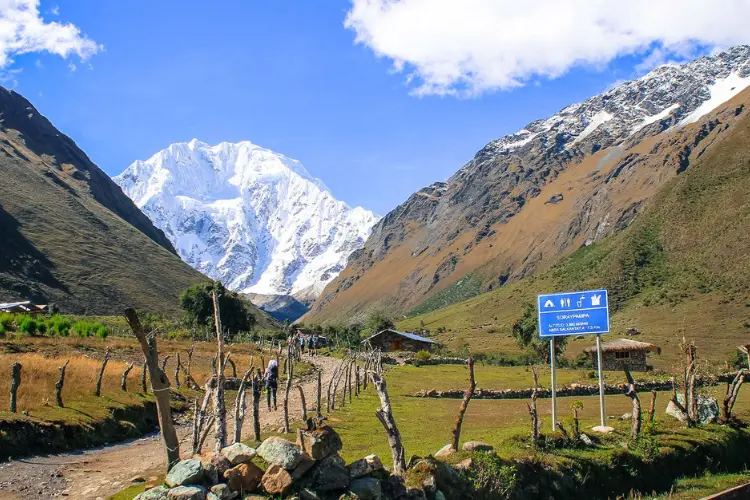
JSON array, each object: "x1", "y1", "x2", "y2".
[
  {"x1": 223, "y1": 462, "x2": 263, "y2": 494},
  {"x1": 220, "y1": 443, "x2": 257, "y2": 465},
  {"x1": 166, "y1": 485, "x2": 208, "y2": 500},
  {"x1": 257, "y1": 436, "x2": 305, "y2": 469},
  {"x1": 166, "y1": 460, "x2": 204, "y2": 487},
  {"x1": 349, "y1": 455, "x2": 384, "y2": 479},
  {"x1": 296, "y1": 425, "x2": 343, "y2": 460}
]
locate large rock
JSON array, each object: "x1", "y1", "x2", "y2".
[
  {"x1": 434, "y1": 444, "x2": 456, "y2": 458},
  {"x1": 461, "y1": 441, "x2": 494, "y2": 453},
  {"x1": 257, "y1": 436, "x2": 305, "y2": 470},
  {"x1": 291, "y1": 452, "x2": 316, "y2": 481},
  {"x1": 221, "y1": 443, "x2": 257, "y2": 465},
  {"x1": 261, "y1": 464, "x2": 294, "y2": 495},
  {"x1": 349, "y1": 455, "x2": 384, "y2": 479},
  {"x1": 296, "y1": 425, "x2": 343, "y2": 460},
  {"x1": 223, "y1": 462, "x2": 264, "y2": 494},
  {"x1": 166, "y1": 460, "x2": 204, "y2": 487},
  {"x1": 209, "y1": 483, "x2": 237, "y2": 500},
  {"x1": 666, "y1": 394, "x2": 720, "y2": 424},
  {"x1": 167, "y1": 486, "x2": 208, "y2": 500},
  {"x1": 134, "y1": 486, "x2": 169, "y2": 500},
  {"x1": 350, "y1": 477, "x2": 383, "y2": 500},
  {"x1": 310, "y1": 454, "x2": 350, "y2": 492}
]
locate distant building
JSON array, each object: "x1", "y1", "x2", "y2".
[
  {"x1": 362, "y1": 329, "x2": 438, "y2": 352},
  {"x1": 0, "y1": 301, "x2": 48, "y2": 316},
  {"x1": 584, "y1": 338, "x2": 661, "y2": 372}
]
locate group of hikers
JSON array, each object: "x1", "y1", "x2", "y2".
[{"x1": 262, "y1": 333, "x2": 324, "y2": 411}]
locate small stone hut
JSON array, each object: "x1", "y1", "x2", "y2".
[
  {"x1": 584, "y1": 338, "x2": 661, "y2": 372},
  {"x1": 362, "y1": 329, "x2": 438, "y2": 352},
  {"x1": 0, "y1": 301, "x2": 47, "y2": 315}
]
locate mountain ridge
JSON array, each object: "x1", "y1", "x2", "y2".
[
  {"x1": 304, "y1": 45, "x2": 750, "y2": 324},
  {"x1": 115, "y1": 139, "x2": 380, "y2": 301}
]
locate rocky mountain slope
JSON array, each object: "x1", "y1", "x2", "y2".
[
  {"x1": 305, "y1": 45, "x2": 750, "y2": 324},
  {"x1": 398, "y1": 87, "x2": 750, "y2": 366},
  {"x1": 115, "y1": 140, "x2": 379, "y2": 302},
  {"x1": 0, "y1": 87, "x2": 267, "y2": 319}
]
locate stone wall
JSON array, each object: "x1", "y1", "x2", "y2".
[{"x1": 595, "y1": 350, "x2": 649, "y2": 372}]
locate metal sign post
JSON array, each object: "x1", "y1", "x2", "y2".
[
  {"x1": 596, "y1": 334, "x2": 606, "y2": 427},
  {"x1": 537, "y1": 289, "x2": 610, "y2": 431},
  {"x1": 550, "y1": 337, "x2": 557, "y2": 431}
]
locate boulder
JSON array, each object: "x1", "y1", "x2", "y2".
[
  {"x1": 261, "y1": 464, "x2": 294, "y2": 495},
  {"x1": 299, "y1": 488, "x2": 323, "y2": 500},
  {"x1": 206, "y1": 495, "x2": 219, "y2": 500},
  {"x1": 350, "y1": 477, "x2": 383, "y2": 500},
  {"x1": 310, "y1": 454, "x2": 350, "y2": 491},
  {"x1": 666, "y1": 394, "x2": 719, "y2": 424},
  {"x1": 291, "y1": 452, "x2": 316, "y2": 481},
  {"x1": 349, "y1": 454, "x2": 384, "y2": 479},
  {"x1": 221, "y1": 443, "x2": 257, "y2": 465},
  {"x1": 453, "y1": 458, "x2": 473, "y2": 471},
  {"x1": 209, "y1": 483, "x2": 237, "y2": 500},
  {"x1": 210, "y1": 455, "x2": 232, "y2": 479},
  {"x1": 257, "y1": 436, "x2": 305, "y2": 470},
  {"x1": 296, "y1": 425, "x2": 343, "y2": 460},
  {"x1": 223, "y1": 462, "x2": 264, "y2": 494},
  {"x1": 134, "y1": 486, "x2": 169, "y2": 500},
  {"x1": 166, "y1": 459, "x2": 204, "y2": 487},
  {"x1": 382, "y1": 475, "x2": 407, "y2": 499},
  {"x1": 591, "y1": 425, "x2": 615, "y2": 434},
  {"x1": 461, "y1": 441, "x2": 494, "y2": 453},
  {"x1": 167, "y1": 486, "x2": 208, "y2": 500},
  {"x1": 435, "y1": 491, "x2": 447, "y2": 500},
  {"x1": 579, "y1": 433, "x2": 595, "y2": 447},
  {"x1": 433, "y1": 445, "x2": 456, "y2": 458}
]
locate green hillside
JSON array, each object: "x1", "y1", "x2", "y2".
[{"x1": 399, "y1": 108, "x2": 750, "y2": 368}]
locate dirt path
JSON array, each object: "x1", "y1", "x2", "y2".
[{"x1": 0, "y1": 355, "x2": 343, "y2": 500}]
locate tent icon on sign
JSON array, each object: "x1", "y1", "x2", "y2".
[
  {"x1": 544, "y1": 300, "x2": 555, "y2": 308},
  {"x1": 591, "y1": 294, "x2": 602, "y2": 306}
]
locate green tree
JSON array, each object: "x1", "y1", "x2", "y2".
[
  {"x1": 179, "y1": 281, "x2": 256, "y2": 339},
  {"x1": 364, "y1": 311, "x2": 395, "y2": 335},
  {"x1": 511, "y1": 302, "x2": 567, "y2": 363}
]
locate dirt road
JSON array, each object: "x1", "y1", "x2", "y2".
[{"x1": 0, "y1": 355, "x2": 343, "y2": 500}]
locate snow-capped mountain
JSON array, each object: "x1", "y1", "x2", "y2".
[
  {"x1": 306, "y1": 44, "x2": 750, "y2": 322},
  {"x1": 477, "y1": 45, "x2": 750, "y2": 162},
  {"x1": 114, "y1": 140, "x2": 379, "y2": 299}
]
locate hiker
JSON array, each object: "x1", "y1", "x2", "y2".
[
  {"x1": 311, "y1": 333, "x2": 318, "y2": 356},
  {"x1": 264, "y1": 359, "x2": 279, "y2": 411}
]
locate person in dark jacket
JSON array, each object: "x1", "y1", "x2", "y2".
[{"x1": 264, "y1": 359, "x2": 279, "y2": 411}]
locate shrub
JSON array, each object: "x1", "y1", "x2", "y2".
[
  {"x1": 469, "y1": 451, "x2": 518, "y2": 499},
  {"x1": 46, "y1": 315, "x2": 72, "y2": 337},
  {"x1": 415, "y1": 350, "x2": 432, "y2": 362},
  {"x1": 18, "y1": 316, "x2": 37, "y2": 335},
  {"x1": 95, "y1": 325, "x2": 109, "y2": 339},
  {"x1": 0, "y1": 312, "x2": 13, "y2": 330},
  {"x1": 73, "y1": 320, "x2": 92, "y2": 337},
  {"x1": 0, "y1": 323, "x2": 5, "y2": 337}
]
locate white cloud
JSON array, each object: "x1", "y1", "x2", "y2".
[
  {"x1": 0, "y1": 0, "x2": 100, "y2": 68},
  {"x1": 344, "y1": 0, "x2": 750, "y2": 97}
]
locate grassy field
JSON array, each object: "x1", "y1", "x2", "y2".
[{"x1": 0, "y1": 335, "x2": 310, "y2": 425}]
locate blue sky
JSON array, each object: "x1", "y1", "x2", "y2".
[{"x1": 4, "y1": 0, "x2": 747, "y2": 215}]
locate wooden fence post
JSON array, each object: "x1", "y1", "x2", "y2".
[
  {"x1": 234, "y1": 368, "x2": 253, "y2": 444},
  {"x1": 316, "y1": 370, "x2": 322, "y2": 418},
  {"x1": 125, "y1": 308, "x2": 180, "y2": 470},
  {"x1": 121, "y1": 362, "x2": 135, "y2": 392},
  {"x1": 212, "y1": 289, "x2": 228, "y2": 454},
  {"x1": 94, "y1": 348, "x2": 111, "y2": 397},
  {"x1": 451, "y1": 356, "x2": 476, "y2": 451},
  {"x1": 527, "y1": 366, "x2": 540, "y2": 447},
  {"x1": 174, "y1": 353, "x2": 181, "y2": 389},
  {"x1": 141, "y1": 361, "x2": 148, "y2": 393},
  {"x1": 9, "y1": 361, "x2": 21, "y2": 413},
  {"x1": 55, "y1": 360, "x2": 69, "y2": 407},
  {"x1": 252, "y1": 374, "x2": 262, "y2": 441},
  {"x1": 370, "y1": 372, "x2": 406, "y2": 475},
  {"x1": 283, "y1": 343, "x2": 293, "y2": 433}
]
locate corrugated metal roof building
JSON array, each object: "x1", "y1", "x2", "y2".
[{"x1": 362, "y1": 329, "x2": 438, "y2": 352}]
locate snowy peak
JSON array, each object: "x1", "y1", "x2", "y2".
[
  {"x1": 474, "y1": 45, "x2": 750, "y2": 165},
  {"x1": 114, "y1": 140, "x2": 379, "y2": 299}
]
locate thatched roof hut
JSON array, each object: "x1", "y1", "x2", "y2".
[{"x1": 584, "y1": 338, "x2": 661, "y2": 371}]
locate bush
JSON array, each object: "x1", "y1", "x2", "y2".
[
  {"x1": 415, "y1": 350, "x2": 432, "y2": 362},
  {"x1": 46, "y1": 315, "x2": 71, "y2": 337},
  {"x1": 18, "y1": 316, "x2": 37, "y2": 335},
  {"x1": 469, "y1": 451, "x2": 518, "y2": 499},
  {"x1": 73, "y1": 320, "x2": 93, "y2": 337},
  {"x1": 95, "y1": 324, "x2": 109, "y2": 339},
  {"x1": 0, "y1": 312, "x2": 13, "y2": 331},
  {"x1": 0, "y1": 323, "x2": 5, "y2": 337}
]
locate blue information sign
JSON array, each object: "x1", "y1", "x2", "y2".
[{"x1": 537, "y1": 289, "x2": 610, "y2": 337}]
